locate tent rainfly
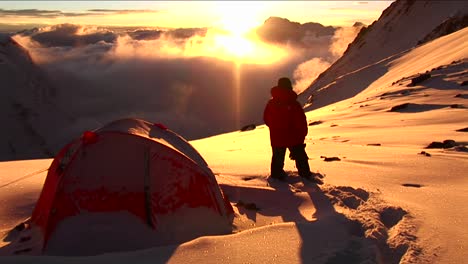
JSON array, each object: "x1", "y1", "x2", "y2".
[{"x1": 2, "y1": 118, "x2": 233, "y2": 256}]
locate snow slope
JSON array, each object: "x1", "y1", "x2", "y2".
[
  {"x1": 0, "y1": 35, "x2": 72, "y2": 161},
  {"x1": 0, "y1": 25, "x2": 467, "y2": 263},
  {"x1": 299, "y1": 0, "x2": 468, "y2": 110}
]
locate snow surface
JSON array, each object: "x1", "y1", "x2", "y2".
[
  {"x1": 43, "y1": 207, "x2": 231, "y2": 256},
  {"x1": 0, "y1": 25, "x2": 467, "y2": 263}
]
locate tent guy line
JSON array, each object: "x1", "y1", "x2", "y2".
[{"x1": 0, "y1": 168, "x2": 48, "y2": 189}]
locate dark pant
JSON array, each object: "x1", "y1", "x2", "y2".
[{"x1": 271, "y1": 144, "x2": 311, "y2": 177}]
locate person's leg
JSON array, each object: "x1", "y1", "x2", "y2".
[
  {"x1": 271, "y1": 147, "x2": 286, "y2": 178},
  {"x1": 289, "y1": 144, "x2": 312, "y2": 178}
]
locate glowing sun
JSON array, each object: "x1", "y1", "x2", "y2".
[
  {"x1": 213, "y1": 1, "x2": 264, "y2": 35},
  {"x1": 209, "y1": 2, "x2": 286, "y2": 64}
]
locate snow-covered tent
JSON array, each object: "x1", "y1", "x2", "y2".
[{"x1": 9, "y1": 118, "x2": 233, "y2": 256}]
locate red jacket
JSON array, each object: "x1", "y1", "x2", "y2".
[{"x1": 263, "y1": 86, "x2": 308, "y2": 147}]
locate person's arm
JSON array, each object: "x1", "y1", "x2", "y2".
[
  {"x1": 263, "y1": 101, "x2": 272, "y2": 127},
  {"x1": 294, "y1": 102, "x2": 308, "y2": 138}
]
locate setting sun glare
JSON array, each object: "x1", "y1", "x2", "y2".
[
  {"x1": 214, "y1": 35, "x2": 254, "y2": 58},
  {"x1": 206, "y1": 1, "x2": 287, "y2": 64},
  {"x1": 212, "y1": 1, "x2": 265, "y2": 36},
  {"x1": 208, "y1": 30, "x2": 287, "y2": 65}
]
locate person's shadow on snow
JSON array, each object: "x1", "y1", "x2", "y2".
[
  {"x1": 220, "y1": 178, "x2": 311, "y2": 224},
  {"x1": 307, "y1": 185, "x2": 337, "y2": 219},
  {"x1": 222, "y1": 175, "x2": 334, "y2": 225},
  {"x1": 220, "y1": 176, "x2": 369, "y2": 262},
  {"x1": 298, "y1": 184, "x2": 368, "y2": 263},
  {"x1": 267, "y1": 177, "x2": 337, "y2": 220},
  {"x1": 266, "y1": 177, "x2": 369, "y2": 263}
]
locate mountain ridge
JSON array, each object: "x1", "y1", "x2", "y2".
[
  {"x1": 298, "y1": 0, "x2": 468, "y2": 109},
  {"x1": 0, "y1": 34, "x2": 71, "y2": 161}
]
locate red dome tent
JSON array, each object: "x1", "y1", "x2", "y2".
[{"x1": 8, "y1": 118, "x2": 233, "y2": 256}]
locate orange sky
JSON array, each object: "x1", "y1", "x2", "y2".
[{"x1": 0, "y1": 1, "x2": 394, "y2": 29}]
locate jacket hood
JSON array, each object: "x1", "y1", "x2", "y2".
[{"x1": 271, "y1": 86, "x2": 298, "y2": 102}]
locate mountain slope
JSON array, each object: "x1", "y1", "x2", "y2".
[
  {"x1": 0, "y1": 34, "x2": 72, "y2": 161},
  {"x1": 299, "y1": 0, "x2": 468, "y2": 109}
]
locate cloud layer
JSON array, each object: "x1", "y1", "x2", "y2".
[{"x1": 13, "y1": 21, "x2": 361, "y2": 140}]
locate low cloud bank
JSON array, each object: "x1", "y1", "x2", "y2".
[
  {"x1": 292, "y1": 23, "x2": 365, "y2": 93},
  {"x1": 13, "y1": 21, "x2": 361, "y2": 140}
]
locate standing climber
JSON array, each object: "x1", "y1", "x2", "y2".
[{"x1": 263, "y1": 77, "x2": 322, "y2": 184}]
